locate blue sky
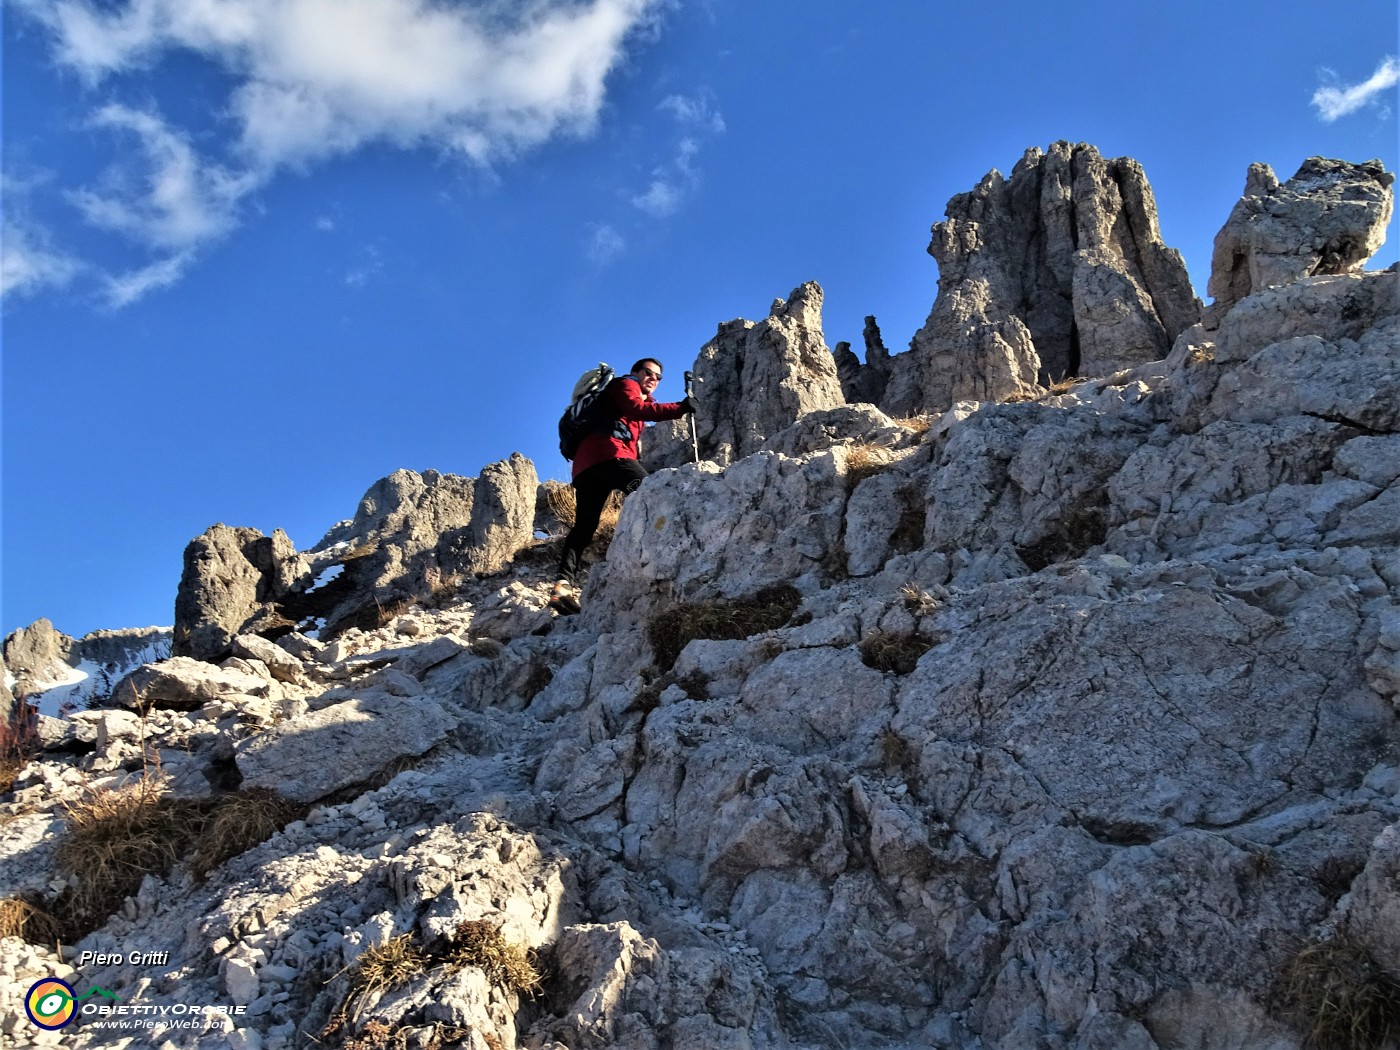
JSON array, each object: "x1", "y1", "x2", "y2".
[{"x1": 3, "y1": 0, "x2": 1397, "y2": 641}]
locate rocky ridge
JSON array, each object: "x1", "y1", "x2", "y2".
[{"x1": 2, "y1": 145, "x2": 1398, "y2": 1050}]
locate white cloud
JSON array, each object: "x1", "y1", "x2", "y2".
[
  {"x1": 20, "y1": 0, "x2": 663, "y2": 169},
  {"x1": 631, "y1": 177, "x2": 683, "y2": 217},
  {"x1": 1312, "y1": 55, "x2": 1400, "y2": 122},
  {"x1": 101, "y1": 251, "x2": 197, "y2": 308},
  {"x1": 587, "y1": 223, "x2": 626, "y2": 263},
  {"x1": 69, "y1": 105, "x2": 255, "y2": 251},
  {"x1": 344, "y1": 244, "x2": 383, "y2": 286},
  {"x1": 628, "y1": 92, "x2": 723, "y2": 219},
  {"x1": 12, "y1": 0, "x2": 665, "y2": 302},
  {"x1": 1, "y1": 218, "x2": 82, "y2": 299},
  {"x1": 659, "y1": 92, "x2": 725, "y2": 133}
]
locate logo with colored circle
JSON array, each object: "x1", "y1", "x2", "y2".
[{"x1": 26, "y1": 978, "x2": 77, "y2": 1030}]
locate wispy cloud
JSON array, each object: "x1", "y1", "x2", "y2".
[
  {"x1": 1, "y1": 173, "x2": 84, "y2": 299},
  {"x1": 102, "y1": 251, "x2": 196, "y2": 308},
  {"x1": 344, "y1": 245, "x2": 384, "y2": 287},
  {"x1": 1312, "y1": 55, "x2": 1400, "y2": 122},
  {"x1": 629, "y1": 90, "x2": 723, "y2": 218},
  {"x1": 8, "y1": 0, "x2": 665, "y2": 303},
  {"x1": 631, "y1": 171, "x2": 686, "y2": 218},
  {"x1": 587, "y1": 222, "x2": 626, "y2": 263},
  {"x1": 659, "y1": 92, "x2": 725, "y2": 134},
  {"x1": 1, "y1": 218, "x2": 82, "y2": 299},
  {"x1": 69, "y1": 105, "x2": 254, "y2": 250}
]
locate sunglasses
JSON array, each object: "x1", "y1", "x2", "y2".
[{"x1": 640, "y1": 368, "x2": 662, "y2": 380}]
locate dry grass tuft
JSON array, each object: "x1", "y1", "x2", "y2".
[
  {"x1": 899, "y1": 583, "x2": 940, "y2": 615},
  {"x1": 543, "y1": 480, "x2": 577, "y2": 530},
  {"x1": 448, "y1": 919, "x2": 541, "y2": 995},
  {"x1": 53, "y1": 780, "x2": 302, "y2": 938},
  {"x1": 647, "y1": 585, "x2": 802, "y2": 672},
  {"x1": 55, "y1": 778, "x2": 206, "y2": 935},
  {"x1": 892, "y1": 415, "x2": 932, "y2": 435},
  {"x1": 879, "y1": 726, "x2": 918, "y2": 776},
  {"x1": 323, "y1": 936, "x2": 431, "y2": 1045},
  {"x1": 858, "y1": 631, "x2": 933, "y2": 675},
  {"x1": 1, "y1": 708, "x2": 40, "y2": 794},
  {"x1": 0, "y1": 896, "x2": 60, "y2": 943},
  {"x1": 1281, "y1": 934, "x2": 1400, "y2": 1050},
  {"x1": 844, "y1": 443, "x2": 894, "y2": 489},
  {"x1": 350, "y1": 934, "x2": 430, "y2": 1005},
  {"x1": 342, "y1": 1018, "x2": 396, "y2": 1050},
  {"x1": 187, "y1": 788, "x2": 305, "y2": 878},
  {"x1": 543, "y1": 480, "x2": 625, "y2": 546},
  {"x1": 322, "y1": 923, "x2": 534, "y2": 1048}
]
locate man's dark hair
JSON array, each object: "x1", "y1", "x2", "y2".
[{"x1": 631, "y1": 358, "x2": 662, "y2": 375}]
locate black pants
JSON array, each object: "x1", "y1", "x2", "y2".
[{"x1": 557, "y1": 458, "x2": 649, "y2": 585}]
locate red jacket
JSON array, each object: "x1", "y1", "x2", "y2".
[{"x1": 572, "y1": 376, "x2": 686, "y2": 478}]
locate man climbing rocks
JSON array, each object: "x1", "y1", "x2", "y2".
[{"x1": 551, "y1": 358, "x2": 696, "y2": 613}]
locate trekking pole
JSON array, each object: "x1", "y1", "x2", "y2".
[{"x1": 684, "y1": 370, "x2": 700, "y2": 463}]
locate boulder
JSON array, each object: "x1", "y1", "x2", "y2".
[
  {"x1": 112, "y1": 655, "x2": 272, "y2": 710},
  {"x1": 757, "y1": 403, "x2": 909, "y2": 460},
  {"x1": 173, "y1": 525, "x2": 303, "y2": 661},
  {"x1": 230, "y1": 634, "x2": 307, "y2": 685},
  {"x1": 881, "y1": 141, "x2": 1199, "y2": 416},
  {"x1": 1339, "y1": 821, "x2": 1400, "y2": 968},
  {"x1": 586, "y1": 451, "x2": 848, "y2": 633},
  {"x1": 1206, "y1": 156, "x2": 1395, "y2": 319},
  {"x1": 1205, "y1": 271, "x2": 1400, "y2": 431},
  {"x1": 234, "y1": 693, "x2": 455, "y2": 802}
]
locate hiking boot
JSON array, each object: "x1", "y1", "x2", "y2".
[{"x1": 549, "y1": 581, "x2": 581, "y2": 615}]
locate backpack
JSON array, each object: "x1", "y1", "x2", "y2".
[{"x1": 558, "y1": 363, "x2": 616, "y2": 460}]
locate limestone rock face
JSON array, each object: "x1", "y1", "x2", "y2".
[
  {"x1": 169, "y1": 457, "x2": 538, "y2": 653},
  {"x1": 642, "y1": 282, "x2": 847, "y2": 470},
  {"x1": 303, "y1": 456, "x2": 538, "y2": 636},
  {"x1": 1207, "y1": 156, "x2": 1395, "y2": 318},
  {"x1": 585, "y1": 451, "x2": 850, "y2": 634},
  {"x1": 834, "y1": 315, "x2": 893, "y2": 406},
  {"x1": 0, "y1": 656, "x2": 12, "y2": 723},
  {"x1": 173, "y1": 525, "x2": 303, "y2": 661},
  {"x1": 882, "y1": 142, "x2": 1200, "y2": 416},
  {"x1": 2, "y1": 618, "x2": 71, "y2": 691}
]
